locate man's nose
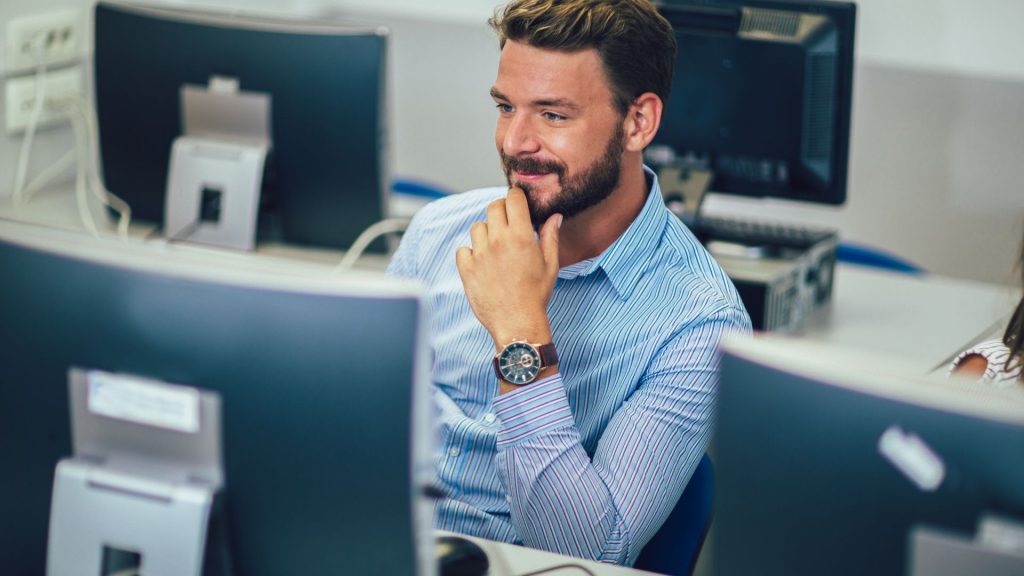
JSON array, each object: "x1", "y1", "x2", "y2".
[{"x1": 501, "y1": 113, "x2": 541, "y2": 157}]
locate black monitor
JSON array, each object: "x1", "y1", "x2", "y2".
[
  {"x1": 714, "y1": 336, "x2": 1024, "y2": 575},
  {"x1": 653, "y1": 0, "x2": 856, "y2": 206},
  {"x1": 0, "y1": 221, "x2": 432, "y2": 575},
  {"x1": 93, "y1": 0, "x2": 389, "y2": 249}
]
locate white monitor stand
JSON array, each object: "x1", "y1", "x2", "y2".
[{"x1": 47, "y1": 369, "x2": 224, "y2": 576}]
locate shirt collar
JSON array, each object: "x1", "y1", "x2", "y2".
[{"x1": 557, "y1": 165, "x2": 669, "y2": 301}]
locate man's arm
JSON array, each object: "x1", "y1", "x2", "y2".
[
  {"x1": 455, "y1": 188, "x2": 561, "y2": 367},
  {"x1": 492, "y1": 308, "x2": 745, "y2": 564},
  {"x1": 454, "y1": 186, "x2": 746, "y2": 562}
]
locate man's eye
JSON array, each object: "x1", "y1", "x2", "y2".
[
  {"x1": 543, "y1": 112, "x2": 567, "y2": 122},
  {"x1": 496, "y1": 103, "x2": 513, "y2": 113}
]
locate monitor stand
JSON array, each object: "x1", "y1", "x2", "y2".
[
  {"x1": 164, "y1": 77, "x2": 272, "y2": 251},
  {"x1": 910, "y1": 516, "x2": 1024, "y2": 576},
  {"x1": 47, "y1": 369, "x2": 224, "y2": 576}
]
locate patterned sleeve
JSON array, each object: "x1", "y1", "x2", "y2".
[{"x1": 949, "y1": 339, "x2": 1023, "y2": 386}]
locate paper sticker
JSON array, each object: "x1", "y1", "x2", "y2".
[
  {"x1": 878, "y1": 425, "x2": 945, "y2": 492},
  {"x1": 87, "y1": 371, "x2": 200, "y2": 434}
]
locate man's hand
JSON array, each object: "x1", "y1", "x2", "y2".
[{"x1": 455, "y1": 187, "x2": 562, "y2": 350}]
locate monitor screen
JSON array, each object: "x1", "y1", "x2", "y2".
[
  {"x1": 653, "y1": 0, "x2": 856, "y2": 205},
  {"x1": 713, "y1": 336, "x2": 1024, "y2": 575},
  {"x1": 0, "y1": 222, "x2": 432, "y2": 575},
  {"x1": 93, "y1": 0, "x2": 389, "y2": 250}
]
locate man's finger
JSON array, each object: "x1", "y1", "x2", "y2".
[
  {"x1": 455, "y1": 246, "x2": 473, "y2": 275},
  {"x1": 505, "y1": 187, "x2": 532, "y2": 230},
  {"x1": 470, "y1": 221, "x2": 488, "y2": 252},
  {"x1": 539, "y1": 213, "x2": 562, "y2": 276},
  {"x1": 486, "y1": 199, "x2": 508, "y2": 232}
]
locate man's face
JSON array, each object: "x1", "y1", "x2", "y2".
[{"x1": 491, "y1": 41, "x2": 627, "y2": 226}]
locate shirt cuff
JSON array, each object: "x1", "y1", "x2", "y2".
[
  {"x1": 949, "y1": 339, "x2": 1006, "y2": 380},
  {"x1": 493, "y1": 374, "x2": 575, "y2": 448}
]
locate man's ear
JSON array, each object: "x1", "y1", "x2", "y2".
[{"x1": 622, "y1": 92, "x2": 663, "y2": 153}]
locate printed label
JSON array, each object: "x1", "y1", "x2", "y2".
[{"x1": 87, "y1": 371, "x2": 200, "y2": 434}]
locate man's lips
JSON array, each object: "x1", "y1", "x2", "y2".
[{"x1": 512, "y1": 170, "x2": 555, "y2": 182}]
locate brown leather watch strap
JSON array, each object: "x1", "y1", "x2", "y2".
[{"x1": 537, "y1": 343, "x2": 559, "y2": 368}]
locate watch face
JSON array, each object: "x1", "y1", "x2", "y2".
[{"x1": 498, "y1": 342, "x2": 542, "y2": 385}]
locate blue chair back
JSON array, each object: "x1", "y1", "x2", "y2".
[
  {"x1": 633, "y1": 454, "x2": 714, "y2": 576},
  {"x1": 836, "y1": 242, "x2": 925, "y2": 275}
]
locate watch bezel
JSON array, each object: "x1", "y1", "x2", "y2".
[{"x1": 497, "y1": 340, "x2": 543, "y2": 385}]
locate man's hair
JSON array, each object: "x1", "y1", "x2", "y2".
[{"x1": 489, "y1": 0, "x2": 677, "y2": 115}]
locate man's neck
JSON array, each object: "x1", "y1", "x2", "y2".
[{"x1": 556, "y1": 154, "x2": 649, "y2": 267}]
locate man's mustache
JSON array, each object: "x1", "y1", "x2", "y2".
[{"x1": 501, "y1": 154, "x2": 567, "y2": 179}]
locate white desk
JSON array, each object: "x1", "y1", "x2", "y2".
[
  {"x1": 0, "y1": 186, "x2": 392, "y2": 273},
  {"x1": 800, "y1": 264, "x2": 1019, "y2": 373},
  {"x1": 449, "y1": 532, "x2": 661, "y2": 576}
]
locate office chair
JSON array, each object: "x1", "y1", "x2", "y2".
[
  {"x1": 836, "y1": 242, "x2": 925, "y2": 275},
  {"x1": 633, "y1": 453, "x2": 714, "y2": 576}
]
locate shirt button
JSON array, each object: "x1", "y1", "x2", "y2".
[
  {"x1": 505, "y1": 495, "x2": 512, "y2": 503},
  {"x1": 447, "y1": 446, "x2": 461, "y2": 458},
  {"x1": 483, "y1": 413, "x2": 496, "y2": 424}
]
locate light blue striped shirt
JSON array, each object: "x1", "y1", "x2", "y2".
[{"x1": 387, "y1": 167, "x2": 751, "y2": 565}]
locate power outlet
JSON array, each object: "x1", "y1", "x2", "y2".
[
  {"x1": 5, "y1": 65, "x2": 83, "y2": 135},
  {"x1": 5, "y1": 10, "x2": 80, "y2": 72}
]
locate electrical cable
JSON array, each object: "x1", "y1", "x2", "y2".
[
  {"x1": 333, "y1": 217, "x2": 410, "y2": 272},
  {"x1": 66, "y1": 96, "x2": 98, "y2": 236},
  {"x1": 48, "y1": 97, "x2": 132, "y2": 239},
  {"x1": 7, "y1": 35, "x2": 133, "y2": 240},
  {"x1": 19, "y1": 148, "x2": 75, "y2": 202},
  {"x1": 165, "y1": 218, "x2": 203, "y2": 244},
  {"x1": 11, "y1": 35, "x2": 50, "y2": 206},
  {"x1": 70, "y1": 97, "x2": 132, "y2": 238},
  {"x1": 516, "y1": 563, "x2": 597, "y2": 576}
]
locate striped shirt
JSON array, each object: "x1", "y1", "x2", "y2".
[
  {"x1": 387, "y1": 167, "x2": 751, "y2": 565},
  {"x1": 949, "y1": 339, "x2": 1023, "y2": 387}
]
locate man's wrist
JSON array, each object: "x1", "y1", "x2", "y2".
[
  {"x1": 498, "y1": 365, "x2": 558, "y2": 395},
  {"x1": 491, "y1": 317, "x2": 552, "y2": 352}
]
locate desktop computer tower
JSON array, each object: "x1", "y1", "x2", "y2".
[{"x1": 701, "y1": 228, "x2": 838, "y2": 332}]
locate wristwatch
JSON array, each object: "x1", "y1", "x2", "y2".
[{"x1": 492, "y1": 340, "x2": 559, "y2": 386}]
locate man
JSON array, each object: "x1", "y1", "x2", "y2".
[{"x1": 387, "y1": 0, "x2": 751, "y2": 565}]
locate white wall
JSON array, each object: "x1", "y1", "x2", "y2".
[{"x1": 1, "y1": 0, "x2": 1022, "y2": 284}]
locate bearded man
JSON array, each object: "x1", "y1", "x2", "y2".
[{"x1": 387, "y1": 0, "x2": 751, "y2": 565}]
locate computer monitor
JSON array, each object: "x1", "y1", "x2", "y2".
[
  {"x1": 653, "y1": 0, "x2": 856, "y2": 206},
  {"x1": 714, "y1": 336, "x2": 1024, "y2": 575},
  {"x1": 93, "y1": 0, "x2": 389, "y2": 250},
  {"x1": 0, "y1": 221, "x2": 432, "y2": 575}
]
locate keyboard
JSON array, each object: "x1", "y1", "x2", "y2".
[{"x1": 691, "y1": 215, "x2": 837, "y2": 250}]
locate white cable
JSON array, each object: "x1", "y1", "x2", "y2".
[
  {"x1": 12, "y1": 36, "x2": 50, "y2": 205},
  {"x1": 333, "y1": 218, "x2": 410, "y2": 273},
  {"x1": 67, "y1": 98, "x2": 99, "y2": 236},
  {"x1": 72, "y1": 97, "x2": 132, "y2": 238},
  {"x1": 20, "y1": 148, "x2": 75, "y2": 202}
]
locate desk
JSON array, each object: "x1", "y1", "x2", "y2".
[
  {"x1": 0, "y1": 185, "x2": 392, "y2": 273},
  {"x1": 449, "y1": 532, "x2": 662, "y2": 576},
  {"x1": 800, "y1": 264, "x2": 1019, "y2": 372}
]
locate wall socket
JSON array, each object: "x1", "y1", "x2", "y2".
[
  {"x1": 5, "y1": 10, "x2": 80, "y2": 72},
  {"x1": 5, "y1": 65, "x2": 83, "y2": 135}
]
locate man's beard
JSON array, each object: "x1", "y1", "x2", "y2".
[{"x1": 501, "y1": 124, "x2": 625, "y2": 227}]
